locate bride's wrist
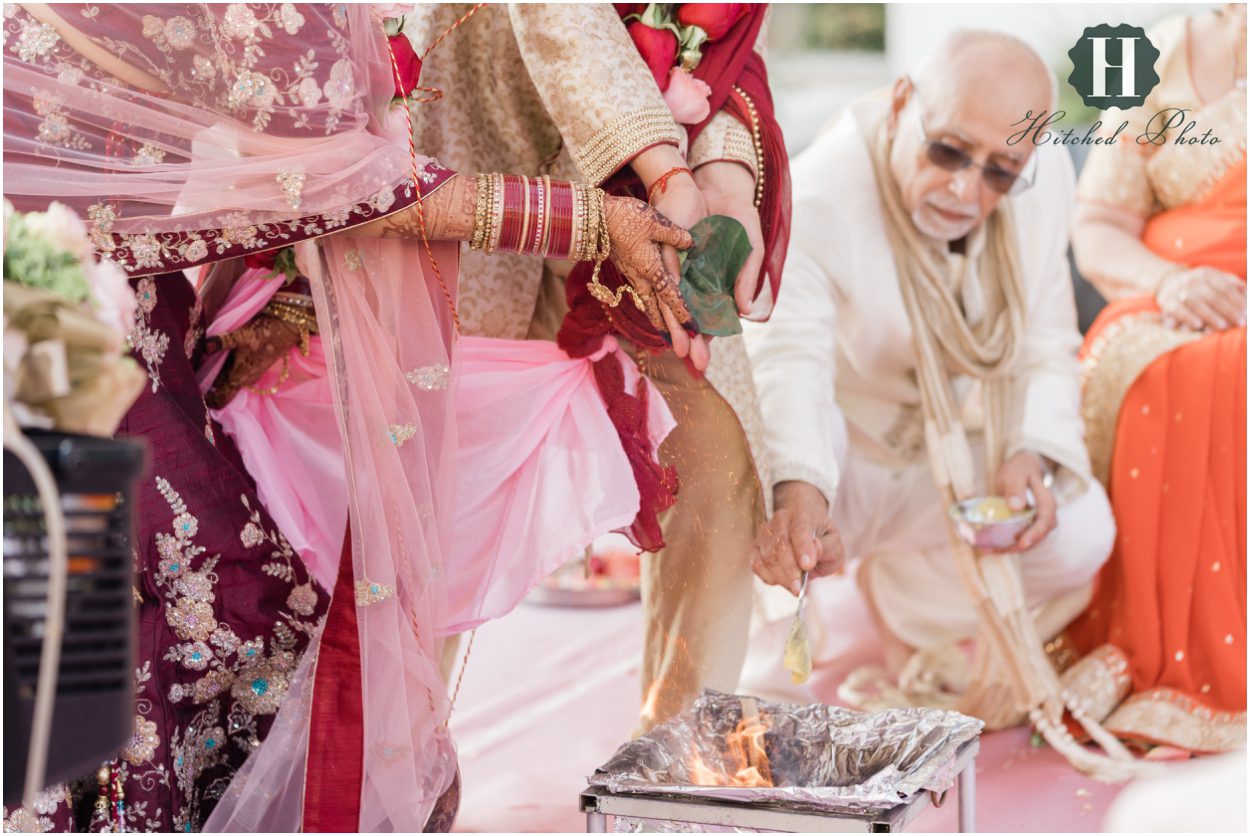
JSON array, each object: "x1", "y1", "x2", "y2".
[{"x1": 470, "y1": 174, "x2": 607, "y2": 263}]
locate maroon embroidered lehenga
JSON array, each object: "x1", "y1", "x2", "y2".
[{"x1": 3, "y1": 4, "x2": 460, "y2": 830}]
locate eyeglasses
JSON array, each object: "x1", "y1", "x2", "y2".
[{"x1": 915, "y1": 107, "x2": 1037, "y2": 196}]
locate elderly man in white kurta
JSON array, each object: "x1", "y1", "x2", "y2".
[{"x1": 745, "y1": 30, "x2": 1115, "y2": 692}]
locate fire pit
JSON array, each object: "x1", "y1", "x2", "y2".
[{"x1": 581, "y1": 690, "x2": 982, "y2": 832}]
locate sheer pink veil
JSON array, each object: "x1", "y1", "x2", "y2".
[{"x1": 4, "y1": 4, "x2": 458, "y2": 829}]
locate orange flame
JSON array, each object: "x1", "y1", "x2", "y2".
[{"x1": 685, "y1": 715, "x2": 774, "y2": 788}]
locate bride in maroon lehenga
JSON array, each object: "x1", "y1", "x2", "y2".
[{"x1": 3, "y1": 5, "x2": 694, "y2": 830}]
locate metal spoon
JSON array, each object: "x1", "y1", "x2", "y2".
[{"x1": 783, "y1": 571, "x2": 812, "y2": 685}]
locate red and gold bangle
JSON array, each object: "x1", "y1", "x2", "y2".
[{"x1": 646, "y1": 165, "x2": 693, "y2": 204}]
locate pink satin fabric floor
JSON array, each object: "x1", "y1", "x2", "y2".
[{"x1": 448, "y1": 574, "x2": 1127, "y2": 832}]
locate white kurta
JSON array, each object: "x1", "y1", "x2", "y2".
[{"x1": 745, "y1": 96, "x2": 1114, "y2": 648}]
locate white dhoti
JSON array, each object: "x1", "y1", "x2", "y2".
[{"x1": 744, "y1": 413, "x2": 1114, "y2": 703}]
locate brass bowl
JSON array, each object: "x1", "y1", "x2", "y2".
[{"x1": 948, "y1": 496, "x2": 1035, "y2": 550}]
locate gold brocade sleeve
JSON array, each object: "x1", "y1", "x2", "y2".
[
  {"x1": 508, "y1": 3, "x2": 683, "y2": 185},
  {"x1": 689, "y1": 111, "x2": 758, "y2": 180}
]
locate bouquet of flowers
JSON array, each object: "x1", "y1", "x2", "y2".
[{"x1": 3, "y1": 201, "x2": 145, "y2": 435}]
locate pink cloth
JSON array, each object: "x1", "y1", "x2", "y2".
[
  {"x1": 201, "y1": 314, "x2": 675, "y2": 634},
  {"x1": 200, "y1": 268, "x2": 346, "y2": 593},
  {"x1": 448, "y1": 335, "x2": 675, "y2": 633}
]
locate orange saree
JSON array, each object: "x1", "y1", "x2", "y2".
[{"x1": 1065, "y1": 156, "x2": 1247, "y2": 753}]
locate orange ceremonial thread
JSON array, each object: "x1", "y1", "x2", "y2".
[{"x1": 423, "y1": 3, "x2": 485, "y2": 59}]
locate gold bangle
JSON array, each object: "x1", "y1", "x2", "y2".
[
  {"x1": 489, "y1": 173, "x2": 505, "y2": 253},
  {"x1": 568, "y1": 184, "x2": 583, "y2": 262},
  {"x1": 470, "y1": 173, "x2": 490, "y2": 251},
  {"x1": 538, "y1": 175, "x2": 553, "y2": 257}
]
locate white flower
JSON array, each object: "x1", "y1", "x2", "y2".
[
  {"x1": 295, "y1": 75, "x2": 322, "y2": 108},
  {"x1": 22, "y1": 201, "x2": 90, "y2": 260},
  {"x1": 222, "y1": 3, "x2": 260, "y2": 39},
  {"x1": 323, "y1": 59, "x2": 355, "y2": 111},
  {"x1": 86, "y1": 257, "x2": 137, "y2": 347},
  {"x1": 164, "y1": 16, "x2": 196, "y2": 50},
  {"x1": 277, "y1": 3, "x2": 305, "y2": 35}
]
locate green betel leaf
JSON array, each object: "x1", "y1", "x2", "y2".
[{"x1": 678, "y1": 215, "x2": 752, "y2": 337}]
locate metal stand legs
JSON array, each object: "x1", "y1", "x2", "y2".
[
  {"x1": 957, "y1": 762, "x2": 976, "y2": 832},
  {"x1": 586, "y1": 811, "x2": 608, "y2": 832}
]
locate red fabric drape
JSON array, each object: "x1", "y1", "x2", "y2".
[
  {"x1": 303, "y1": 529, "x2": 364, "y2": 832},
  {"x1": 557, "y1": 5, "x2": 788, "y2": 551}
]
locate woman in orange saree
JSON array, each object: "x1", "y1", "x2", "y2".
[{"x1": 1064, "y1": 7, "x2": 1246, "y2": 755}]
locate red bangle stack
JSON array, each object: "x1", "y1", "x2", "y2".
[{"x1": 474, "y1": 174, "x2": 591, "y2": 260}]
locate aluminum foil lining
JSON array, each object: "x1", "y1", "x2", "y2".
[{"x1": 589, "y1": 690, "x2": 983, "y2": 813}]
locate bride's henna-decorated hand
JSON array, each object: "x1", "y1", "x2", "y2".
[
  {"x1": 351, "y1": 174, "x2": 477, "y2": 241},
  {"x1": 204, "y1": 315, "x2": 302, "y2": 409},
  {"x1": 603, "y1": 196, "x2": 694, "y2": 331}
]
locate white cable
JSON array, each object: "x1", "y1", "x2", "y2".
[{"x1": 2, "y1": 400, "x2": 68, "y2": 807}]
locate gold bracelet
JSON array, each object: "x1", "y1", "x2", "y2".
[
  {"x1": 470, "y1": 173, "x2": 491, "y2": 251},
  {"x1": 264, "y1": 300, "x2": 318, "y2": 356},
  {"x1": 568, "y1": 184, "x2": 583, "y2": 262},
  {"x1": 489, "y1": 173, "x2": 505, "y2": 254},
  {"x1": 584, "y1": 186, "x2": 643, "y2": 313}
]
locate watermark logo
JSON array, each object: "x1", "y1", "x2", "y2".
[{"x1": 1067, "y1": 23, "x2": 1161, "y2": 109}]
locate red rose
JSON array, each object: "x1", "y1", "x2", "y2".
[
  {"x1": 388, "y1": 33, "x2": 422, "y2": 99},
  {"x1": 244, "y1": 249, "x2": 278, "y2": 271},
  {"x1": 627, "y1": 20, "x2": 679, "y2": 91},
  {"x1": 676, "y1": 3, "x2": 748, "y2": 40}
]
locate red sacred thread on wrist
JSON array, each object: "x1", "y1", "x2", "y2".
[{"x1": 646, "y1": 166, "x2": 694, "y2": 205}]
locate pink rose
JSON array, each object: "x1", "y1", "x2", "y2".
[
  {"x1": 381, "y1": 100, "x2": 414, "y2": 142},
  {"x1": 373, "y1": 3, "x2": 414, "y2": 21},
  {"x1": 86, "y1": 258, "x2": 137, "y2": 348},
  {"x1": 662, "y1": 66, "x2": 711, "y2": 124}
]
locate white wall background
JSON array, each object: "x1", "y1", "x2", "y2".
[{"x1": 769, "y1": 3, "x2": 1216, "y2": 155}]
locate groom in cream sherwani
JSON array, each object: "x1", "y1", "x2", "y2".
[{"x1": 744, "y1": 29, "x2": 1115, "y2": 695}]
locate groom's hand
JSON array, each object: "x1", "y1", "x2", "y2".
[
  {"x1": 693, "y1": 161, "x2": 763, "y2": 316},
  {"x1": 751, "y1": 480, "x2": 844, "y2": 595}
]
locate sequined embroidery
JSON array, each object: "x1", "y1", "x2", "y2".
[
  {"x1": 11, "y1": 17, "x2": 57, "y2": 62},
  {"x1": 33, "y1": 94, "x2": 91, "y2": 151},
  {"x1": 132, "y1": 143, "x2": 168, "y2": 167},
  {"x1": 277, "y1": 166, "x2": 306, "y2": 210},
  {"x1": 387, "y1": 423, "x2": 416, "y2": 447},
  {"x1": 405, "y1": 364, "x2": 450, "y2": 391},
  {"x1": 127, "y1": 277, "x2": 171, "y2": 393},
  {"x1": 121, "y1": 716, "x2": 161, "y2": 765},
  {"x1": 355, "y1": 579, "x2": 395, "y2": 607}
]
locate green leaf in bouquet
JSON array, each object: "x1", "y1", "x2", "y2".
[
  {"x1": 678, "y1": 215, "x2": 752, "y2": 337},
  {"x1": 3, "y1": 214, "x2": 90, "y2": 304}
]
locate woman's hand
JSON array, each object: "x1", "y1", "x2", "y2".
[
  {"x1": 603, "y1": 195, "x2": 696, "y2": 344},
  {"x1": 203, "y1": 315, "x2": 301, "y2": 409},
  {"x1": 1157, "y1": 266, "x2": 1247, "y2": 332}
]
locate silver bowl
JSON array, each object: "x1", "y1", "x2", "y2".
[{"x1": 948, "y1": 496, "x2": 1035, "y2": 550}]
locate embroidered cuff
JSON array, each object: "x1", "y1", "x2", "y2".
[
  {"x1": 573, "y1": 106, "x2": 683, "y2": 186},
  {"x1": 689, "y1": 111, "x2": 758, "y2": 182}
]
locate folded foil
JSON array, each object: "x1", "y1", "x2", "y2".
[{"x1": 590, "y1": 690, "x2": 982, "y2": 813}]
